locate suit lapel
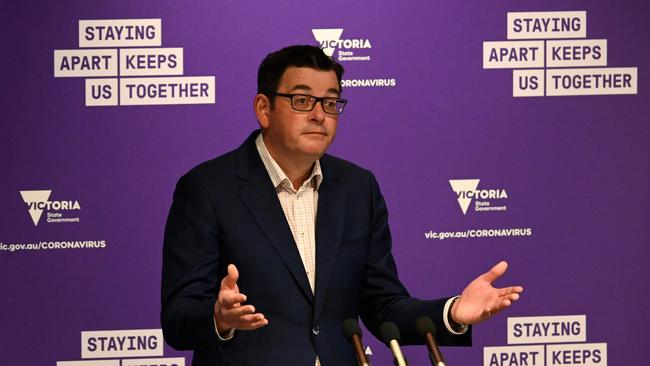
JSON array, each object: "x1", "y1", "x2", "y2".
[
  {"x1": 236, "y1": 133, "x2": 314, "y2": 303},
  {"x1": 313, "y1": 158, "x2": 345, "y2": 322}
]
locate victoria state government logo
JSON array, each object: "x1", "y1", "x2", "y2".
[
  {"x1": 449, "y1": 179, "x2": 508, "y2": 215},
  {"x1": 312, "y1": 28, "x2": 372, "y2": 61},
  {"x1": 20, "y1": 190, "x2": 81, "y2": 226}
]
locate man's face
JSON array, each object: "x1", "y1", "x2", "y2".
[{"x1": 258, "y1": 66, "x2": 340, "y2": 165}]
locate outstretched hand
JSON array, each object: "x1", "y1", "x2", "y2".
[
  {"x1": 214, "y1": 264, "x2": 268, "y2": 333},
  {"x1": 451, "y1": 261, "x2": 523, "y2": 325}
]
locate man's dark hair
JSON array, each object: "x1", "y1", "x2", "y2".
[{"x1": 257, "y1": 45, "x2": 345, "y2": 99}]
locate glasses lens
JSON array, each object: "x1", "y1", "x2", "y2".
[
  {"x1": 321, "y1": 98, "x2": 346, "y2": 114},
  {"x1": 291, "y1": 95, "x2": 315, "y2": 111}
]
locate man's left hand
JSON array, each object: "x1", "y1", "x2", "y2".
[{"x1": 451, "y1": 261, "x2": 523, "y2": 325}]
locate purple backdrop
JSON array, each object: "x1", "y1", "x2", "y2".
[{"x1": 1, "y1": 1, "x2": 648, "y2": 365}]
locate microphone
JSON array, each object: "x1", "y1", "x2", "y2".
[
  {"x1": 342, "y1": 319, "x2": 371, "y2": 366},
  {"x1": 416, "y1": 316, "x2": 446, "y2": 366},
  {"x1": 379, "y1": 322, "x2": 408, "y2": 366}
]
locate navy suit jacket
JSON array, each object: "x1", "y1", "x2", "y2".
[{"x1": 161, "y1": 131, "x2": 471, "y2": 365}]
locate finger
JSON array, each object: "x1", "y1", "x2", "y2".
[
  {"x1": 497, "y1": 285, "x2": 524, "y2": 296},
  {"x1": 494, "y1": 292, "x2": 519, "y2": 306},
  {"x1": 228, "y1": 312, "x2": 266, "y2": 330},
  {"x1": 239, "y1": 313, "x2": 266, "y2": 323},
  {"x1": 226, "y1": 305, "x2": 257, "y2": 318},
  {"x1": 488, "y1": 293, "x2": 521, "y2": 318},
  {"x1": 239, "y1": 317, "x2": 269, "y2": 330},
  {"x1": 499, "y1": 298, "x2": 512, "y2": 308},
  {"x1": 494, "y1": 297, "x2": 515, "y2": 310},
  {"x1": 220, "y1": 292, "x2": 248, "y2": 308},
  {"x1": 222, "y1": 264, "x2": 239, "y2": 289},
  {"x1": 228, "y1": 313, "x2": 265, "y2": 329},
  {"x1": 482, "y1": 261, "x2": 508, "y2": 283}
]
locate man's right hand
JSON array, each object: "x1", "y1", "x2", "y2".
[{"x1": 214, "y1": 264, "x2": 268, "y2": 333}]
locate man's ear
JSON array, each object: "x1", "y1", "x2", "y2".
[{"x1": 254, "y1": 93, "x2": 271, "y2": 129}]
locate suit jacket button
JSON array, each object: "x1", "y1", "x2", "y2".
[{"x1": 312, "y1": 326, "x2": 320, "y2": 335}]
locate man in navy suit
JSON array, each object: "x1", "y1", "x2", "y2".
[{"x1": 161, "y1": 45, "x2": 523, "y2": 365}]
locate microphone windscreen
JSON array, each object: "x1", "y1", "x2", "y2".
[
  {"x1": 416, "y1": 316, "x2": 437, "y2": 336},
  {"x1": 342, "y1": 318, "x2": 362, "y2": 340},
  {"x1": 379, "y1": 321, "x2": 401, "y2": 344}
]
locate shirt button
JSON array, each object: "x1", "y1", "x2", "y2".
[{"x1": 312, "y1": 326, "x2": 320, "y2": 335}]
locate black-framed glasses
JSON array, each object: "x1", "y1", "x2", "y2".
[{"x1": 271, "y1": 93, "x2": 348, "y2": 115}]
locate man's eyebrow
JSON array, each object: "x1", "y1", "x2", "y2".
[
  {"x1": 288, "y1": 84, "x2": 312, "y2": 93},
  {"x1": 326, "y1": 88, "x2": 341, "y2": 96},
  {"x1": 288, "y1": 84, "x2": 341, "y2": 96}
]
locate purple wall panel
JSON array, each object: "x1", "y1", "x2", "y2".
[{"x1": 1, "y1": 1, "x2": 648, "y2": 365}]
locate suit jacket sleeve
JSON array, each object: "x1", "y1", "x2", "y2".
[
  {"x1": 358, "y1": 170, "x2": 472, "y2": 346},
  {"x1": 161, "y1": 170, "x2": 222, "y2": 351}
]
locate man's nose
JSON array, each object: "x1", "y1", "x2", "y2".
[{"x1": 308, "y1": 101, "x2": 326, "y2": 123}]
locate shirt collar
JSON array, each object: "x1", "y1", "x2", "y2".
[{"x1": 255, "y1": 132, "x2": 323, "y2": 191}]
